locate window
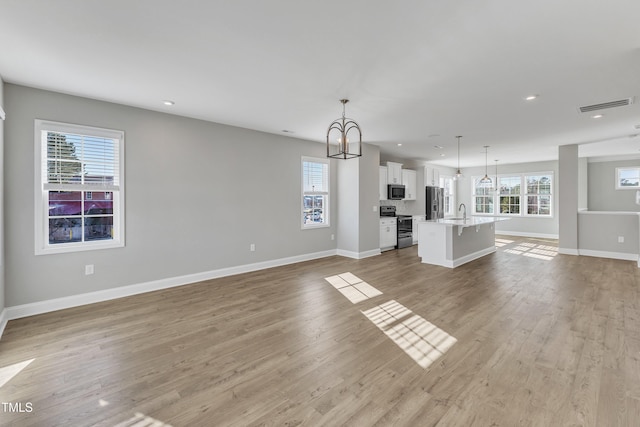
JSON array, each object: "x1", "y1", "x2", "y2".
[
  {"x1": 498, "y1": 176, "x2": 521, "y2": 215},
  {"x1": 472, "y1": 177, "x2": 494, "y2": 214},
  {"x1": 35, "y1": 120, "x2": 125, "y2": 254},
  {"x1": 302, "y1": 157, "x2": 329, "y2": 228},
  {"x1": 525, "y1": 174, "x2": 552, "y2": 215},
  {"x1": 472, "y1": 172, "x2": 553, "y2": 217},
  {"x1": 439, "y1": 175, "x2": 455, "y2": 216},
  {"x1": 616, "y1": 167, "x2": 640, "y2": 189}
]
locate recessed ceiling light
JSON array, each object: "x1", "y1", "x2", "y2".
[
  {"x1": 281, "y1": 129, "x2": 294, "y2": 133},
  {"x1": 397, "y1": 143, "x2": 403, "y2": 147},
  {"x1": 440, "y1": 153, "x2": 445, "y2": 157},
  {"x1": 433, "y1": 145, "x2": 443, "y2": 149},
  {"x1": 591, "y1": 114, "x2": 604, "y2": 119},
  {"x1": 525, "y1": 94, "x2": 539, "y2": 101},
  {"x1": 163, "y1": 100, "x2": 175, "y2": 106}
]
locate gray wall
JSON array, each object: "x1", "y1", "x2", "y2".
[
  {"x1": 578, "y1": 212, "x2": 639, "y2": 256},
  {"x1": 0, "y1": 78, "x2": 5, "y2": 313},
  {"x1": 359, "y1": 145, "x2": 381, "y2": 252},
  {"x1": 456, "y1": 160, "x2": 559, "y2": 237},
  {"x1": 336, "y1": 144, "x2": 380, "y2": 256},
  {"x1": 5, "y1": 84, "x2": 342, "y2": 306},
  {"x1": 336, "y1": 157, "x2": 359, "y2": 254},
  {"x1": 559, "y1": 145, "x2": 579, "y2": 252},
  {"x1": 578, "y1": 157, "x2": 588, "y2": 210},
  {"x1": 588, "y1": 159, "x2": 640, "y2": 212}
]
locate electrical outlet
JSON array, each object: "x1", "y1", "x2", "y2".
[
  {"x1": 250, "y1": 243, "x2": 255, "y2": 251},
  {"x1": 331, "y1": 234, "x2": 335, "y2": 240},
  {"x1": 618, "y1": 236, "x2": 624, "y2": 243},
  {"x1": 85, "y1": 264, "x2": 94, "y2": 275}
]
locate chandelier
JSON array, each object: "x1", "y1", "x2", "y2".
[{"x1": 326, "y1": 99, "x2": 362, "y2": 159}]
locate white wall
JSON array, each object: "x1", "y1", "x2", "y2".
[
  {"x1": 4, "y1": 84, "x2": 343, "y2": 307},
  {"x1": 588, "y1": 158, "x2": 640, "y2": 212}
]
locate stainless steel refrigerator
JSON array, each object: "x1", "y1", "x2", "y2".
[{"x1": 425, "y1": 186, "x2": 444, "y2": 220}]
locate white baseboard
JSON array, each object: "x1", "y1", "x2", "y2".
[
  {"x1": 452, "y1": 247, "x2": 497, "y2": 268},
  {"x1": 421, "y1": 247, "x2": 496, "y2": 269},
  {"x1": 3, "y1": 249, "x2": 338, "y2": 325},
  {"x1": 578, "y1": 249, "x2": 639, "y2": 262},
  {"x1": 0, "y1": 308, "x2": 8, "y2": 340},
  {"x1": 558, "y1": 248, "x2": 580, "y2": 255},
  {"x1": 495, "y1": 230, "x2": 559, "y2": 240},
  {"x1": 337, "y1": 248, "x2": 381, "y2": 259}
]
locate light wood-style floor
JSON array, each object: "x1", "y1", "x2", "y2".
[{"x1": 1, "y1": 236, "x2": 640, "y2": 426}]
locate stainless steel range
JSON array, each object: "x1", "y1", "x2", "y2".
[
  {"x1": 396, "y1": 214, "x2": 413, "y2": 249},
  {"x1": 380, "y1": 206, "x2": 413, "y2": 249}
]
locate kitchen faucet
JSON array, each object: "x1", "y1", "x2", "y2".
[{"x1": 458, "y1": 203, "x2": 466, "y2": 221}]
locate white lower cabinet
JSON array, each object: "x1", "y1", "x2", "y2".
[
  {"x1": 380, "y1": 218, "x2": 397, "y2": 250},
  {"x1": 412, "y1": 217, "x2": 420, "y2": 244}
]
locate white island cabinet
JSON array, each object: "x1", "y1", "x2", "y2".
[{"x1": 417, "y1": 217, "x2": 508, "y2": 268}]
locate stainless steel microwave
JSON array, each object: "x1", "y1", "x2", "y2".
[{"x1": 387, "y1": 184, "x2": 405, "y2": 200}]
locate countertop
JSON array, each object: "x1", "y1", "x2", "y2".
[{"x1": 420, "y1": 216, "x2": 509, "y2": 228}]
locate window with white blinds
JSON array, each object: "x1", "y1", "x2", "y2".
[
  {"x1": 46, "y1": 132, "x2": 120, "y2": 190},
  {"x1": 302, "y1": 157, "x2": 330, "y2": 228},
  {"x1": 35, "y1": 119, "x2": 125, "y2": 254}
]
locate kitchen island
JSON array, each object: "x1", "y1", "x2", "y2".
[{"x1": 417, "y1": 217, "x2": 508, "y2": 268}]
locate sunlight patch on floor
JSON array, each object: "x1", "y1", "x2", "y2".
[
  {"x1": 362, "y1": 300, "x2": 457, "y2": 369},
  {"x1": 325, "y1": 272, "x2": 382, "y2": 304},
  {"x1": 495, "y1": 238, "x2": 515, "y2": 247},
  {"x1": 501, "y1": 241, "x2": 558, "y2": 261},
  {"x1": 0, "y1": 358, "x2": 35, "y2": 389}
]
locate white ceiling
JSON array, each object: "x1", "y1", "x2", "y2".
[{"x1": 2, "y1": 0, "x2": 640, "y2": 168}]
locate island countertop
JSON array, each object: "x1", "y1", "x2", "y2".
[{"x1": 422, "y1": 216, "x2": 510, "y2": 228}]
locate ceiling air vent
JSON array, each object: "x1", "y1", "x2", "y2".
[{"x1": 579, "y1": 97, "x2": 634, "y2": 113}]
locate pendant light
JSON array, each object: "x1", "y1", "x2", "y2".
[
  {"x1": 479, "y1": 145, "x2": 492, "y2": 187},
  {"x1": 453, "y1": 135, "x2": 463, "y2": 180},
  {"x1": 326, "y1": 99, "x2": 362, "y2": 159}
]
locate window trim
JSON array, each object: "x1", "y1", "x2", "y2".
[
  {"x1": 471, "y1": 171, "x2": 554, "y2": 218},
  {"x1": 615, "y1": 167, "x2": 640, "y2": 190},
  {"x1": 523, "y1": 173, "x2": 553, "y2": 217},
  {"x1": 439, "y1": 175, "x2": 456, "y2": 216},
  {"x1": 34, "y1": 119, "x2": 125, "y2": 255},
  {"x1": 301, "y1": 156, "x2": 330, "y2": 229}
]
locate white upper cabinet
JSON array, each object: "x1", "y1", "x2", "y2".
[
  {"x1": 386, "y1": 162, "x2": 403, "y2": 185},
  {"x1": 424, "y1": 167, "x2": 440, "y2": 187},
  {"x1": 402, "y1": 169, "x2": 417, "y2": 200},
  {"x1": 379, "y1": 166, "x2": 388, "y2": 200}
]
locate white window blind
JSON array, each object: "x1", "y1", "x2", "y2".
[
  {"x1": 44, "y1": 131, "x2": 120, "y2": 192},
  {"x1": 303, "y1": 160, "x2": 328, "y2": 194}
]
